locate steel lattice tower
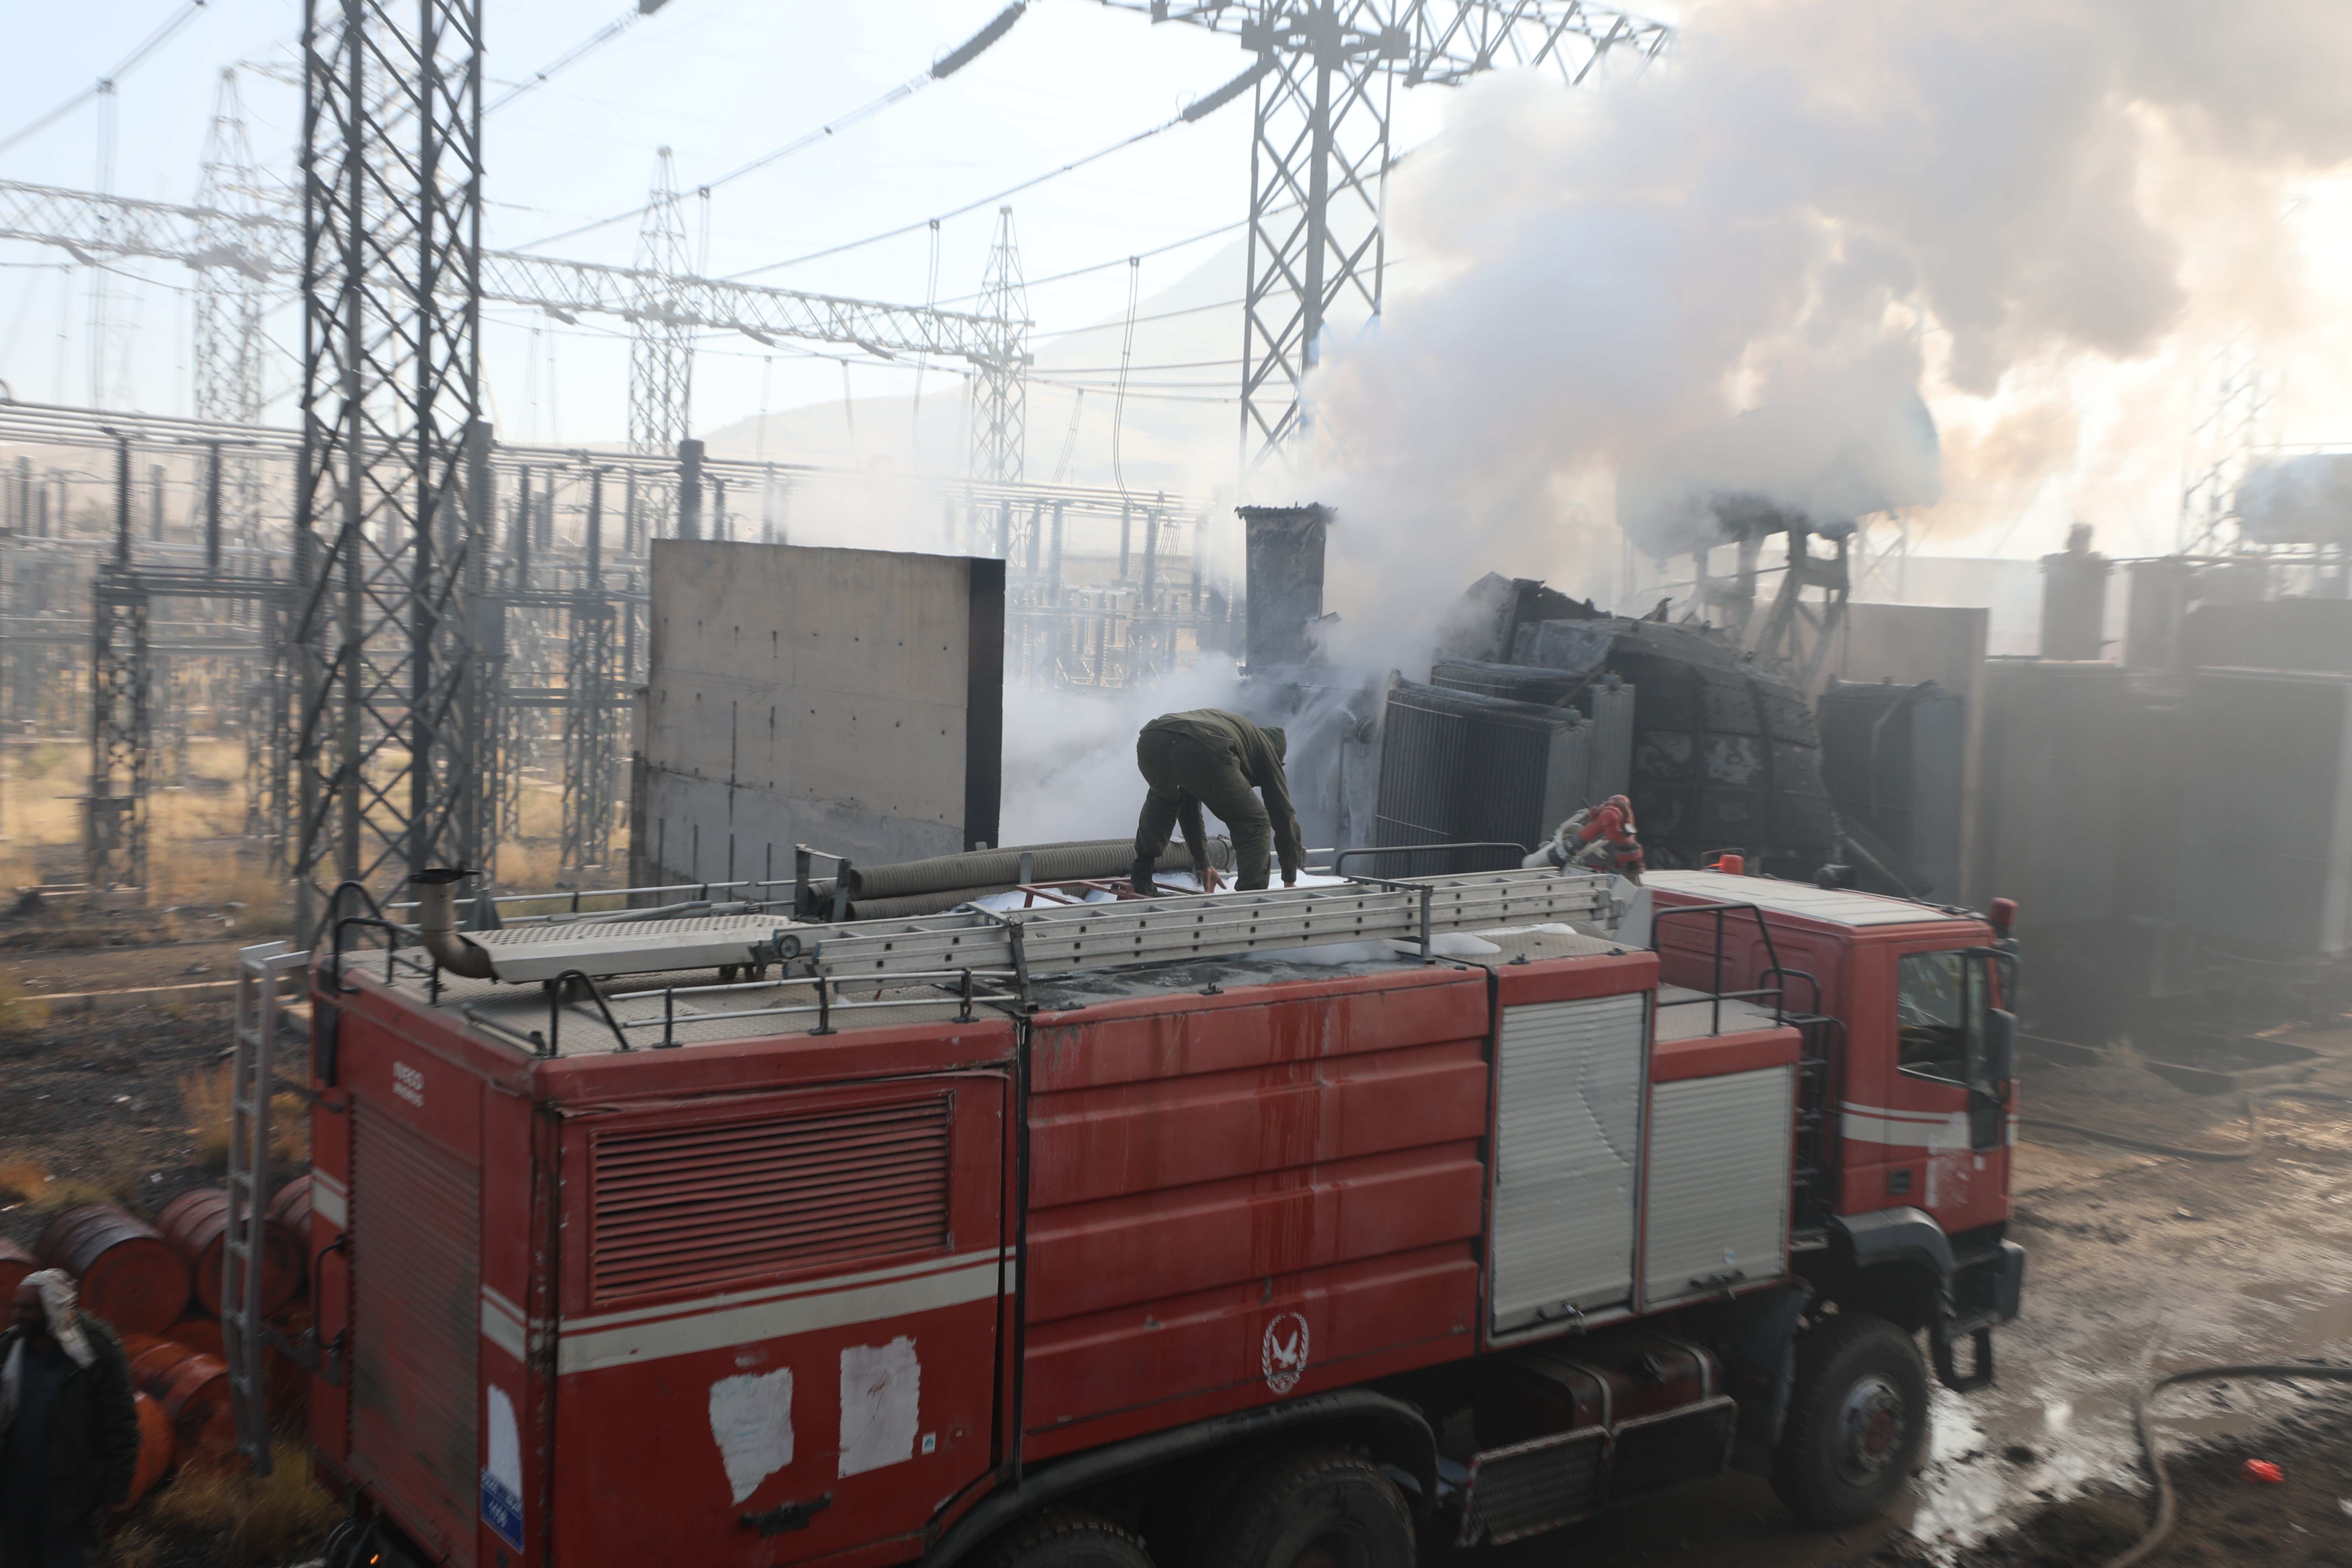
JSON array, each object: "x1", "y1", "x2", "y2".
[
  {"x1": 1110, "y1": 2, "x2": 1668, "y2": 474},
  {"x1": 295, "y1": 0, "x2": 488, "y2": 931},
  {"x1": 629, "y1": 148, "x2": 694, "y2": 456},
  {"x1": 194, "y1": 71, "x2": 270, "y2": 442},
  {"x1": 2179, "y1": 344, "x2": 2269, "y2": 558},
  {"x1": 972, "y1": 205, "x2": 1029, "y2": 483}
]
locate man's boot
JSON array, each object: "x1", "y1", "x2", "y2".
[{"x1": 1130, "y1": 856, "x2": 1158, "y2": 897}]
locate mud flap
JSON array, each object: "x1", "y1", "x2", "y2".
[
  {"x1": 1723, "y1": 1282, "x2": 1812, "y2": 1473},
  {"x1": 1931, "y1": 1322, "x2": 1995, "y2": 1393}
]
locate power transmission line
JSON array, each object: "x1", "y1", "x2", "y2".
[
  {"x1": 0, "y1": 0, "x2": 212, "y2": 159},
  {"x1": 516, "y1": 2, "x2": 1030, "y2": 253},
  {"x1": 486, "y1": 0, "x2": 675, "y2": 115},
  {"x1": 725, "y1": 58, "x2": 1266, "y2": 283}
]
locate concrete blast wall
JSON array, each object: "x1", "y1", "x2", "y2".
[{"x1": 630, "y1": 540, "x2": 1004, "y2": 892}]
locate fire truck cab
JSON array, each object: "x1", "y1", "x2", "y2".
[{"x1": 295, "y1": 866, "x2": 2021, "y2": 1568}]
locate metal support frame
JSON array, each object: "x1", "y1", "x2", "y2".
[
  {"x1": 561, "y1": 467, "x2": 617, "y2": 875},
  {"x1": 294, "y1": 0, "x2": 486, "y2": 931},
  {"x1": 1237, "y1": 7, "x2": 1393, "y2": 467},
  {"x1": 1111, "y1": 1, "x2": 1668, "y2": 472},
  {"x1": 629, "y1": 148, "x2": 694, "y2": 457},
  {"x1": 1748, "y1": 525, "x2": 1851, "y2": 691},
  {"x1": 2179, "y1": 343, "x2": 2269, "y2": 558},
  {"x1": 194, "y1": 70, "x2": 271, "y2": 547},
  {"x1": 87, "y1": 569, "x2": 151, "y2": 898},
  {"x1": 972, "y1": 206, "x2": 1030, "y2": 483}
]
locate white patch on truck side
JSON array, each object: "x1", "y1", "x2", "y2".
[
  {"x1": 480, "y1": 1384, "x2": 524, "y2": 1550},
  {"x1": 708, "y1": 1367, "x2": 795, "y2": 1504},
  {"x1": 838, "y1": 1337, "x2": 920, "y2": 1478}
]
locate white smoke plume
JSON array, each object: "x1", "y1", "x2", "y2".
[{"x1": 1297, "y1": 0, "x2": 2352, "y2": 667}]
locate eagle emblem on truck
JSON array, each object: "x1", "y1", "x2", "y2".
[{"x1": 1261, "y1": 1313, "x2": 1310, "y2": 1394}]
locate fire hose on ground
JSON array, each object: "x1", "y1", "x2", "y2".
[
  {"x1": 2018, "y1": 1086, "x2": 2352, "y2": 1162},
  {"x1": 2020, "y1": 1086, "x2": 2352, "y2": 1564},
  {"x1": 2097, "y1": 1361, "x2": 2352, "y2": 1568}
]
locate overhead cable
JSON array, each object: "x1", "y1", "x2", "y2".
[
  {"x1": 487, "y1": 0, "x2": 675, "y2": 116},
  {"x1": 726, "y1": 58, "x2": 1262, "y2": 283},
  {"x1": 514, "y1": 2, "x2": 1028, "y2": 253},
  {"x1": 0, "y1": 0, "x2": 211, "y2": 159}
]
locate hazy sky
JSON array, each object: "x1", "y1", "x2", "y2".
[
  {"x1": 9, "y1": 0, "x2": 2352, "y2": 571},
  {"x1": 0, "y1": 0, "x2": 1455, "y2": 450}
]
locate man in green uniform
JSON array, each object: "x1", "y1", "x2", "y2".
[{"x1": 1132, "y1": 708, "x2": 1305, "y2": 894}]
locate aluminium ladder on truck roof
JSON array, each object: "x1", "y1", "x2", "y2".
[{"x1": 783, "y1": 866, "x2": 1618, "y2": 986}]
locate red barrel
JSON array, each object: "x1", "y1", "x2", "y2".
[
  {"x1": 153, "y1": 1189, "x2": 301, "y2": 1318},
  {"x1": 0, "y1": 1236, "x2": 35, "y2": 1302},
  {"x1": 117, "y1": 1391, "x2": 177, "y2": 1511},
  {"x1": 123, "y1": 1335, "x2": 237, "y2": 1471},
  {"x1": 164, "y1": 1316, "x2": 226, "y2": 1359},
  {"x1": 35, "y1": 1205, "x2": 189, "y2": 1334},
  {"x1": 266, "y1": 1176, "x2": 313, "y2": 1298}
]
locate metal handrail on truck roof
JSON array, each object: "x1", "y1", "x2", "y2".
[{"x1": 334, "y1": 865, "x2": 1616, "y2": 1056}]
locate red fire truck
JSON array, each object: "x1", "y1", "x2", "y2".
[{"x1": 289, "y1": 862, "x2": 2022, "y2": 1568}]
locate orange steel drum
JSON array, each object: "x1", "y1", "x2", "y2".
[
  {"x1": 35, "y1": 1205, "x2": 189, "y2": 1334},
  {"x1": 123, "y1": 1335, "x2": 238, "y2": 1470},
  {"x1": 116, "y1": 1391, "x2": 177, "y2": 1510},
  {"x1": 154, "y1": 1188, "x2": 302, "y2": 1317},
  {"x1": 164, "y1": 1315, "x2": 226, "y2": 1359}
]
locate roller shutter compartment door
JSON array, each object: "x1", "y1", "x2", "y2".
[
  {"x1": 349, "y1": 1105, "x2": 481, "y2": 1566},
  {"x1": 1489, "y1": 993, "x2": 1646, "y2": 1334},
  {"x1": 1642, "y1": 1066, "x2": 1793, "y2": 1310}
]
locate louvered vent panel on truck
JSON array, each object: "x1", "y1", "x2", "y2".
[
  {"x1": 348, "y1": 1107, "x2": 479, "y2": 1564},
  {"x1": 1641, "y1": 1067, "x2": 1793, "y2": 1309},
  {"x1": 1489, "y1": 993, "x2": 1647, "y2": 1335},
  {"x1": 589, "y1": 1098, "x2": 952, "y2": 1307}
]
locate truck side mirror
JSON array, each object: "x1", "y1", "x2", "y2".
[{"x1": 1987, "y1": 1008, "x2": 2015, "y2": 1085}]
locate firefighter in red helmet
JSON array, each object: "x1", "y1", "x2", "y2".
[{"x1": 1522, "y1": 794, "x2": 1644, "y2": 882}]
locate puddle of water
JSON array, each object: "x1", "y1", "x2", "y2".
[{"x1": 1899, "y1": 1151, "x2": 2352, "y2": 1556}]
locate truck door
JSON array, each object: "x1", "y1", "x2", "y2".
[
  {"x1": 549, "y1": 1074, "x2": 1009, "y2": 1563},
  {"x1": 1879, "y1": 947, "x2": 2008, "y2": 1231}
]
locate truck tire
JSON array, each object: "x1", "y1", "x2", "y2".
[
  {"x1": 1202, "y1": 1449, "x2": 1414, "y2": 1568},
  {"x1": 1769, "y1": 1312, "x2": 1928, "y2": 1527},
  {"x1": 977, "y1": 1512, "x2": 1157, "y2": 1568}
]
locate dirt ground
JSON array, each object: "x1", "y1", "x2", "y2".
[
  {"x1": 9, "y1": 947, "x2": 2352, "y2": 1566},
  {"x1": 0, "y1": 995, "x2": 256, "y2": 1253}
]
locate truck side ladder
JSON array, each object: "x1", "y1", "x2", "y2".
[{"x1": 222, "y1": 939, "x2": 309, "y2": 1475}]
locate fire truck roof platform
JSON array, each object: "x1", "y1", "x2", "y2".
[
  {"x1": 382, "y1": 923, "x2": 1673, "y2": 1058},
  {"x1": 343, "y1": 870, "x2": 1779, "y2": 1058},
  {"x1": 1642, "y1": 869, "x2": 1980, "y2": 929}
]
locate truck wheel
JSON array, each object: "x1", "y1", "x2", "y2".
[
  {"x1": 978, "y1": 1512, "x2": 1157, "y2": 1568},
  {"x1": 1203, "y1": 1449, "x2": 1414, "y2": 1568},
  {"x1": 1770, "y1": 1312, "x2": 1928, "y2": 1527}
]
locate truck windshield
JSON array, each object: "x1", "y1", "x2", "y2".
[{"x1": 1896, "y1": 949, "x2": 1985, "y2": 1085}]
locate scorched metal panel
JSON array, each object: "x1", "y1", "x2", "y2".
[
  {"x1": 2176, "y1": 668, "x2": 2352, "y2": 954},
  {"x1": 1642, "y1": 1066, "x2": 1793, "y2": 1309},
  {"x1": 1489, "y1": 994, "x2": 1647, "y2": 1335}
]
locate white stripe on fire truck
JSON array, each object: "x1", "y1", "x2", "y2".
[
  {"x1": 559, "y1": 1249, "x2": 1012, "y2": 1334},
  {"x1": 482, "y1": 1288, "x2": 531, "y2": 1363},
  {"x1": 309, "y1": 1171, "x2": 347, "y2": 1228},
  {"x1": 1839, "y1": 1102, "x2": 1973, "y2": 1149},
  {"x1": 556, "y1": 1254, "x2": 1007, "y2": 1374}
]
